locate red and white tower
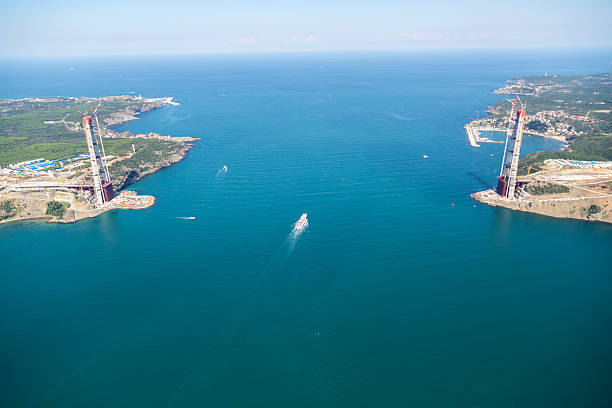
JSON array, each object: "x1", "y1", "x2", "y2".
[{"x1": 82, "y1": 110, "x2": 114, "y2": 205}]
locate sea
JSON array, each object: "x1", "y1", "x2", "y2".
[{"x1": 1, "y1": 48, "x2": 611, "y2": 407}]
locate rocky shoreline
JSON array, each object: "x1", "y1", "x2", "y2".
[
  {"x1": 89, "y1": 96, "x2": 198, "y2": 191},
  {"x1": 112, "y1": 142, "x2": 193, "y2": 190},
  {"x1": 471, "y1": 159, "x2": 612, "y2": 225},
  {"x1": 98, "y1": 96, "x2": 198, "y2": 191},
  {"x1": 472, "y1": 189, "x2": 611, "y2": 224},
  {"x1": 0, "y1": 141, "x2": 194, "y2": 226}
]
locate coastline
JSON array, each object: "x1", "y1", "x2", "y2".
[
  {"x1": 98, "y1": 96, "x2": 198, "y2": 190},
  {"x1": 465, "y1": 124, "x2": 568, "y2": 145},
  {"x1": 112, "y1": 141, "x2": 194, "y2": 191},
  {"x1": 0, "y1": 96, "x2": 196, "y2": 227},
  {"x1": 0, "y1": 187, "x2": 160, "y2": 227},
  {"x1": 472, "y1": 188, "x2": 611, "y2": 224},
  {"x1": 467, "y1": 75, "x2": 611, "y2": 224},
  {"x1": 0, "y1": 215, "x2": 53, "y2": 226}
]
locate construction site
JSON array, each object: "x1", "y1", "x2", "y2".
[
  {"x1": 471, "y1": 98, "x2": 612, "y2": 223},
  {"x1": 0, "y1": 104, "x2": 155, "y2": 224}
]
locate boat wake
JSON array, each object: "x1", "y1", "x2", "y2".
[
  {"x1": 283, "y1": 213, "x2": 308, "y2": 258},
  {"x1": 266, "y1": 214, "x2": 309, "y2": 264},
  {"x1": 289, "y1": 213, "x2": 308, "y2": 239},
  {"x1": 390, "y1": 112, "x2": 413, "y2": 121},
  {"x1": 216, "y1": 165, "x2": 228, "y2": 176}
]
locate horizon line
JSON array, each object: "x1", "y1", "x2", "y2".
[{"x1": 2, "y1": 44, "x2": 612, "y2": 59}]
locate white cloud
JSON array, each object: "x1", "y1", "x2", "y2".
[
  {"x1": 282, "y1": 34, "x2": 320, "y2": 43},
  {"x1": 399, "y1": 32, "x2": 443, "y2": 41},
  {"x1": 501, "y1": 32, "x2": 520, "y2": 40},
  {"x1": 239, "y1": 36, "x2": 257, "y2": 44},
  {"x1": 468, "y1": 32, "x2": 489, "y2": 40}
]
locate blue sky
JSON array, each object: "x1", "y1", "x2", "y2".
[{"x1": 1, "y1": 0, "x2": 611, "y2": 56}]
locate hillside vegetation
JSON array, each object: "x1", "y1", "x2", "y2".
[
  {"x1": 0, "y1": 95, "x2": 194, "y2": 191},
  {"x1": 0, "y1": 96, "x2": 163, "y2": 167},
  {"x1": 474, "y1": 73, "x2": 612, "y2": 165}
]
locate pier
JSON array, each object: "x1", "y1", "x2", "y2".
[
  {"x1": 465, "y1": 124, "x2": 480, "y2": 147},
  {"x1": 465, "y1": 124, "x2": 505, "y2": 147}
]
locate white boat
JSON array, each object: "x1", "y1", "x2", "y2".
[
  {"x1": 294, "y1": 213, "x2": 308, "y2": 230},
  {"x1": 217, "y1": 165, "x2": 228, "y2": 175}
]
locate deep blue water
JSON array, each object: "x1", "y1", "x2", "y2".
[{"x1": 1, "y1": 49, "x2": 611, "y2": 407}]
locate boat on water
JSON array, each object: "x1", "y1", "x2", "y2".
[
  {"x1": 217, "y1": 165, "x2": 228, "y2": 176},
  {"x1": 294, "y1": 213, "x2": 308, "y2": 230}
]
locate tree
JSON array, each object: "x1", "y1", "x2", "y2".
[{"x1": 46, "y1": 200, "x2": 68, "y2": 218}]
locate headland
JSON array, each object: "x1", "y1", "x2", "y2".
[
  {"x1": 468, "y1": 73, "x2": 612, "y2": 224},
  {"x1": 0, "y1": 95, "x2": 198, "y2": 225}
]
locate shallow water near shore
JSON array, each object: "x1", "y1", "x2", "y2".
[{"x1": 1, "y1": 49, "x2": 611, "y2": 407}]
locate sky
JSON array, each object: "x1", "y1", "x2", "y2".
[{"x1": 1, "y1": 0, "x2": 611, "y2": 56}]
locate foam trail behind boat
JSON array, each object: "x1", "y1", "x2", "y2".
[
  {"x1": 284, "y1": 213, "x2": 308, "y2": 258},
  {"x1": 216, "y1": 165, "x2": 228, "y2": 176}
]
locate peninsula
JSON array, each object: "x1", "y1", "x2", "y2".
[
  {"x1": 468, "y1": 73, "x2": 612, "y2": 223},
  {"x1": 0, "y1": 95, "x2": 197, "y2": 225}
]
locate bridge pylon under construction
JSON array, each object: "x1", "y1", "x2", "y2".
[
  {"x1": 496, "y1": 99, "x2": 527, "y2": 199},
  {"x1": 82, "y1": 108, "x2": 114, "y2": 205}
]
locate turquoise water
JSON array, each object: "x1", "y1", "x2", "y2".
[{"x1": 1, "y1": 50, "x2": 611, "y2": 407}]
